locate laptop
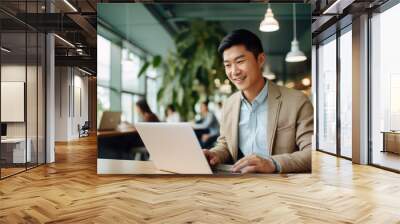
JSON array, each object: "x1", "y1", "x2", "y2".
[
  {"x1": 98, "y1": 111, "x2": 122, "y2": 131},
  {"x1": 135, "y1": 122, "x2": 237, "y2": 174}
]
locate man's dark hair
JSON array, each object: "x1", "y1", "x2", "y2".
[{"x1": 218, "y1": 29, "x2": 264, "y2": 59}]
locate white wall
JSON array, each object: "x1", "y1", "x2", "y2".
[
  {"x1": 55, "y1": 66, "x2": 68, "y2": 141},
  {"x1": 54, "y1": 67, "x2": 89, "y2": 141}
]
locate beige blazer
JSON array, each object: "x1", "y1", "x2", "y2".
[{"x1": 210, "y1": 81, "x2": 313, "y2": 173}]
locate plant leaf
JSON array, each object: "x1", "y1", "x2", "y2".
[
  {"x1": 152, "y1": 55, "x2": 162, "y2": 68},
  {"x1": 138, "y1": 61, "x2": 150, "y2": 77}
]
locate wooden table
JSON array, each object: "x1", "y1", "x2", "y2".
[
  {"x1": 97, "y1": 127, "x2": 137, "y2": 137},
  {"x1": 97, "y1": 159, "x2": 172, "y2": 174},
  {"x1": 97, "y1": 159, "x2": 235, "y2": 175}
]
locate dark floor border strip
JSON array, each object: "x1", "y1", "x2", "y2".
[
  {"x1": 317, "y1": 149, "x2": 351, "y2": 161},
  {"x1": 0, "y1": 163, "x2": 45, "y2": 180},
  {"x1": 317, "y1": 149, "x2": 400, "y2": 174},
  {"x1": 369, "y1": 164, "x2": 400, "y2": 174}
]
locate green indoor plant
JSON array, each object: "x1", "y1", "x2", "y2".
[{"x1": 139, "y1": 20, "x2": 229, "y2": 120}]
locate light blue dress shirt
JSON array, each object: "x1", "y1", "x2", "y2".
[{"x1": 238, "y1": 80, "x2": 269, "y2": 159}]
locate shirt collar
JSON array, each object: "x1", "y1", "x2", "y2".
[{"x1": 240, "y1": 79, "x2": 269, "y2": 106}]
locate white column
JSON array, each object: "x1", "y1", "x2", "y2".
[
  {"x1": 46, "y1": 32, "x2": 55, "y2": 163},
  {"x1": 352, "y1": 14, "x2": 369, "y2": 164}
]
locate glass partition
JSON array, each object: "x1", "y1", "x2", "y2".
[
  {"x1": 38, "y1": 32, "x2": 45, "y2": 165},
  {"x1": 370, "y1": 3, "x2": 400, "y2": 171},
  {"x1": 0, "y1": 1, "x2": 46, "y2": 179},
  {"x1": 317, "y1": 35, "x2": 337, "y2": 154},
  {"x1": 339, "y1": 28, "x2": 352, "y2": 158},
  {"x1": 1, "y1": 30, "x2": 28, "y2": 177},
  {"x1": 27, "y1": 30, "x2": 38, "y2": 169}
]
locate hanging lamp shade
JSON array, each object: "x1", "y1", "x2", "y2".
[
  {"x1": 286, "y1": 4, "x2": 307, "y2": 62},
  {"x1": 259, "y1": 6, "x2": 279, "y2": 32},
  {"x1": 286, "y1": 39, "x2": 307, "y2": 62}
]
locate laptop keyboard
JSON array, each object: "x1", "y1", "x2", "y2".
[{"x1": 212, "y1": 164, "x2": 241, "y2": 175}]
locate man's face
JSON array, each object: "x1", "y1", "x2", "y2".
[{"x1": 222, "y1": 45, "x2": 265, "y2": 91}]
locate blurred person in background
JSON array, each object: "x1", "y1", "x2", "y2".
[
  {"x1": 165, "y1": 104, "x2": 181, "y2": 123},
  {"x1": 135, "y1": 98, "x2": 160, "y2": 122},
  {"x1": 193, "y1": 101, "x2": 220, "y2": 148}
]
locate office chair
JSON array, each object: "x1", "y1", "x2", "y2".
[{"x1": 78, "y1": 121, "x2": 90, "y2": 138}]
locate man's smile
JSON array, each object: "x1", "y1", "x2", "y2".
[{"x1": 233, "y1": 76, "x2": 247, "y2": 84}]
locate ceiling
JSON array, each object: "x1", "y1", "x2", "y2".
[
  {"x1": 0, "y1": 0, "x2": 98, "y2": 74},
  {"x1": 1, "y1": 1, "x2": 315, "y2": 80},
  {"x1": 98, "y1": 3, "x2": 312, "y2": 82},
  {"x1": 98, "y1": 3, "x2": 175, "y2": 57}
]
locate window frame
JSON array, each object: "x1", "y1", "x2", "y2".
[{"x1": 315, "y1": 23, "x2": 353, "y2": 161}]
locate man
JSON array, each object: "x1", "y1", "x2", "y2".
[
  {"x1": 203, "y1": 29, "x2": 313, "y2": 173},
  {"x1": 193, "y1": 101, "x2": 220, "y2": 148}
]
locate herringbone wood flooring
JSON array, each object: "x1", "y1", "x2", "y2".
[{"x1": 1, "y1": 136, "x2": 400, "y2": 223}]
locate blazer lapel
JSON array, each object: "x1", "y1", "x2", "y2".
[
  {"x1": 266, "y1": 82, "x2": 282, "y2": 155},
  {"x1": 230, "y1": 93, "x2": 241, "y2": 161}
]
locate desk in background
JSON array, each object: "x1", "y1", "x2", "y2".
[
  {"x1": 97, "y1": 127, "x2": 147, "y2": 160},
  {"x1": 1, "y1": 138, "x2": 32, "y2": 164},
  {"x1": 381, "y1": 131, "x2": 400, "y2": 154}
]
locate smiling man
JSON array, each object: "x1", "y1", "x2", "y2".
[{"x1": 203, "y1": 29, "x2": 313, "y2": 173}]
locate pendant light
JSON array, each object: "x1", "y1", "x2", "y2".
[
  {"x1": 285, "y1": 4, "x2": 307, "y2": 63},
  {"x1": 259, "y1": 4, "x2": 279, "y2": 32}
]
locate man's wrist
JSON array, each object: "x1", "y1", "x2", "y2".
[{"x1": 271, "y1": 158, "x2": 281, "y2": 173}]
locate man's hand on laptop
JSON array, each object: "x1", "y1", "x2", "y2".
[
  {"x1": 202, "y1": 149, "x2": 221, "y2": 166},
  {"x1": 231, "y1": 154, "x2": 276, "y2": 174}
]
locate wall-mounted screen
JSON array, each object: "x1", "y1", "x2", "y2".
[{"x1": 1, "y1": 82, "x2": 25, "y2": 122}]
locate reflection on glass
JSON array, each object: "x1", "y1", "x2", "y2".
[
  {"x1": 340, "y1": 29, "x2": 352, "y2": 158},
  {"x1": 317, "y1": 37, "x2": 337, "y2": 154},
  {"x1": 371, "y1": 3, "x2": 400, "y2": 171}
]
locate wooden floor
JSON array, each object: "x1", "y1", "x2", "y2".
[{"x1": 1, "y1": 136, "x2": 400, "y2": 223}]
